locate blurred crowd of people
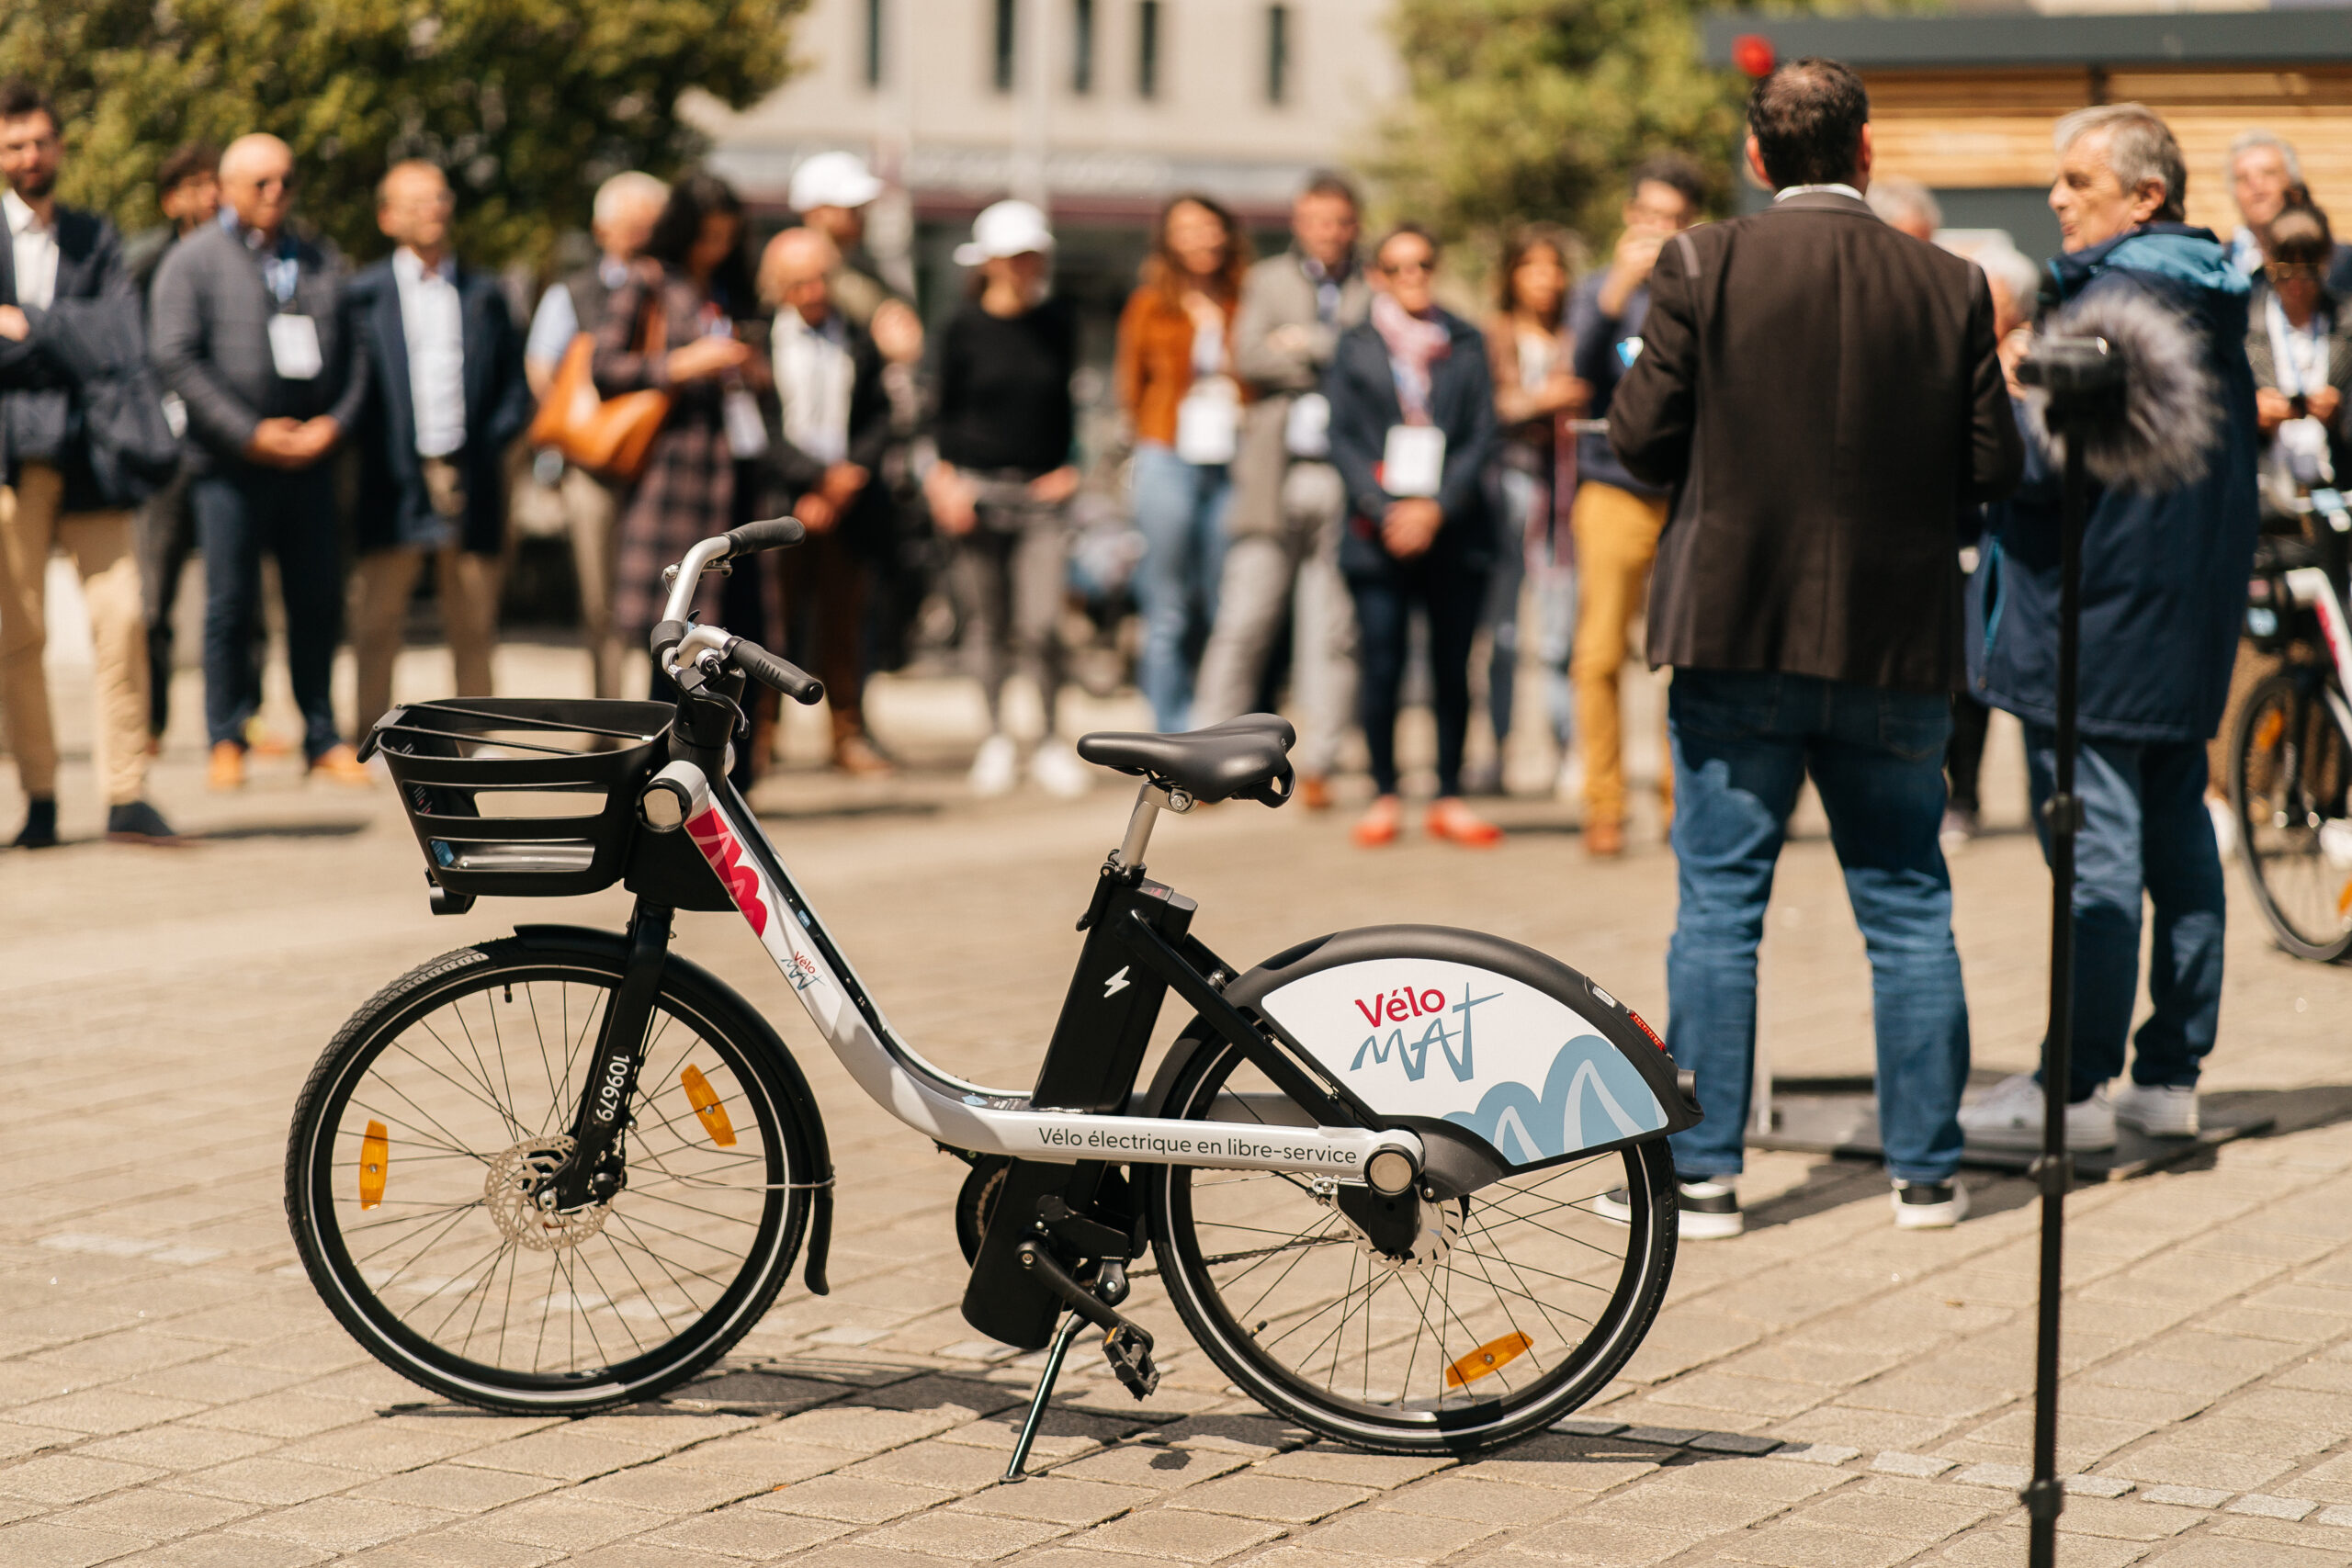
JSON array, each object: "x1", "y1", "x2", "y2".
[{"x1": 0, "y1": 65, "x2": 2342, "y2": 885}]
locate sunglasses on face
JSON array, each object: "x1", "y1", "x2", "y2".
[
  {"x1": 2269, "y1": 263, "x2": 2323, "y2": 281},
  {"x1": 1381, "y1": 257, "x2": 1436, "y2": 276}
]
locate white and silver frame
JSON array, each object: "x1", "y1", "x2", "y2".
[{"x1": 650, "y1": 759, "x2": 1423, "y2": 1182}]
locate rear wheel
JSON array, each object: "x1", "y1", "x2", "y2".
[
  {"x1": 286, "y1": 938, "x2": 818, "y2": 1414},
  {"x1": 2233, "y1": 673, "x2": 2352, "y2": 962},
  {"x1": 1145, "y1": 1032, "x2": 1679, "y2": 1454}
]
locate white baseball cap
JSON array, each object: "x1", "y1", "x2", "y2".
[
  {"x1": 789, "y1": 151, "x2": 884, "y2": 213},
  {"x1": 954, "y1": 199, "x2": 1055, "y2": 266}
]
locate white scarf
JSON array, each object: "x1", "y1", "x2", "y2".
[
  {"x1": 771, "y1": 308, "x2": 854, "y2": 467},
  {"x1": 2266, "y1": 291, "x2": 2335, "y2": 489}
]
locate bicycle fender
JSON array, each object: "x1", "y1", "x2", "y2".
[
  {"x1": 1148, "y1": 926, "x2": 1698, "y2": 1179},
  {"x1": 510, "y1": 923, "x2": 835, "y2": 1295}
]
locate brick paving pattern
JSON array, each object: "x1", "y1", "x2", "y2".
[{"x1": 8, "y1": 654, "x2": 2352, "y2": 1565}]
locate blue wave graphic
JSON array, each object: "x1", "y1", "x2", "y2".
[{"x1": 1443, "y1": 1035, "x2": 1667, "y2": 1164}]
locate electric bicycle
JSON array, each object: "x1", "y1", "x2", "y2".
[{"x1": 284, "y1": 518, "x2": 1698, "y2": 1467}]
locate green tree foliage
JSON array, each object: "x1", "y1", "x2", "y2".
[
  {"x1": 1374, "y1": 0, "x2": 1749, "y2": 254},
  {"x1": 0, "y1": 0, "x2": 805, "y2": 268}
]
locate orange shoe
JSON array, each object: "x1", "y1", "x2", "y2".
[
  {"x1": 208, "y1": 739, "x2": 246, "y2": 791},
  {"x1": 308, "y1": 743, "x2": 374, "y2": 786},
  {"x1": 1427, "y1": 797, "x2": 1502, "y2": 847},
  {"x1": 1298, "y1": 773, "x2": 1333, "y2": 811},
  {"x1": 243, "y1": 718, "x2": 294, "y2": 758},
  {"x1": 1585, "y1": 817, "x2": 1625, "y2": 858},
  {"x1": 1351, "y1": 795, "x2": 1403, "y2": 848}
]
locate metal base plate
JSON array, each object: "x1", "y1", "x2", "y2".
[{"x1": 1747, "y1": 1077, "x2": 2275, "y2": 1180}]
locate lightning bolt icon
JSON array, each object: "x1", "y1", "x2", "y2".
[{"x1": 1102, "y1": 965, "x2": 1131, "y2": 998}]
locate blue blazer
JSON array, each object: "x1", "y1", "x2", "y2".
[
  {"x1": 1324, "y1": 308, "x2": 1496, "y2": 577},
  {"x1": 345, "y1": 256, "x2": 533, "y2": 554}
]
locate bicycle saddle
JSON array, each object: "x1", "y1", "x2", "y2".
[{"x1": 1076, "y1": 714, "x2": 1297, "y2": 806}]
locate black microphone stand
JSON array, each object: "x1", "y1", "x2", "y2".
[{"x1": 2013, "y1": 336, "x2": 2125, "y2": 1568}]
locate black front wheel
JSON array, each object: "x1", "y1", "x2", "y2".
[
  {"x1": 1144, "y1": 1031, "x2": 1679, "y2": 1454},
  {"x1": 286, "y1": 936, "x2": 820, "y2": 1414}
]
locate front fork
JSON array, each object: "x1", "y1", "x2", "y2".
[{"x1": 550, "y1": 900, "x2": 673, "y2": 1210}]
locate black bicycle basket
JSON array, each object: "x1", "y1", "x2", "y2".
[{"x1": 364, "y1": 698, "x2": 675, "y2": 898}]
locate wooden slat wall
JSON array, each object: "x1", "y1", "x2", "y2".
[{"x1": 1864, "y1": 66, "x2": 2352, "y2": 239}]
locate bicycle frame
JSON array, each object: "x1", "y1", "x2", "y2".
[
  {"x1": 2281, "y1": 563, "x2": 2352, "y2": 741},
  {"x1": 657, "y1": 758, "x2": 1424, "y2": 1182}
]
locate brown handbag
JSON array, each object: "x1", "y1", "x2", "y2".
[{"x1": 526, "y1": 284, "x2": 671, "y2": 482}]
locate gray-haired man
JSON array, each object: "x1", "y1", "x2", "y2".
[
  {"x1": 524, "y1": 170, "x2": 667, "y2": 698},
  {"x1": 2225, "y1": 130, "x2": 2352, "y2": 294}
]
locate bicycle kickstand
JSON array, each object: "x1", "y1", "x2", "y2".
[{"x1": 1001, "y1": 1313, "x2": 1086, "y2": 1484}]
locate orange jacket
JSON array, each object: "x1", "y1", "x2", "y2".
[{"x1": 1114, "y1": 286, "x2": 1246, "y2": 445}]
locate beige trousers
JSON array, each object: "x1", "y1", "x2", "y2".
[
  {"x1": 350, "y1": 545, "x2": 501, "y2": 741},
  {"x1": 0, "y1": 464, "x2": 149, "y2": 804},
  {"x1": 1570, "y1": 480, "x2": 1674, "y2": 826},
  {"x1": 562, "y1": 467, "x2": 627, "y2": 700}
]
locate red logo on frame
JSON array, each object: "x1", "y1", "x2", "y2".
[{"x1": 685, "y1": 808, "x2": 768, "y2": 936}]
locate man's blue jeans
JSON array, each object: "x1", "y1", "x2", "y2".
[
  {"x1": 2022, "y1": 726, "x2": 2223, "y2": 1100},
  {"x1": 1666, "y1": 671, "x2": 1970, "y2": 1184},
  {"x1": 194, "y1": 468, "x2": 343, "y2": 761}
]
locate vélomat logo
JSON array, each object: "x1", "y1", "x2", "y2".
[
  {"x1": 685, "y1": 808, "x2": 767, "y2": 935},
  {"x1": 1263, "y1": 961, "x2": 1668, "y2": 1167}
]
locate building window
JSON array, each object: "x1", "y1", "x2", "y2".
[
  {"x1": 1265, "y1": 5, "x2": 1289, "y2": 105},
  {"x1": 1136, "y1": 0, "x2": 1160, "y2": 100},
  {"x1": 864, "y1": 0, "x2": 884, "y2": 87},
  {"x1": 993, "y1": 0, "x2": 1016, "y2": 94},
  {"x1": 1072, "y1": 0, "x2": 1095, "y2": 93}
]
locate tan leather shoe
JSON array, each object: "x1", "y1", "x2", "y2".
[
  {"x1": 833, "y1": 733, "x2": 895, "y2": 778},
  {"x1": 208, "y1": 739, "x2": 246, "y2": 792},
  {"x1": 243, "y1": 717, "x2": 294, "y2": 758},
  {"x1": 308, "y1": 743, "x2": 374, "y2": 786},
  {"x1": 1585, "y1": 817, "x2": 1625, "y2": 858}
]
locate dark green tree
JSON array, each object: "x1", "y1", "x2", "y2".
[
  {"x1": 0, "y1": 0, "x2": 805, "y2": 268},
  {"x1": 1374, "y1": 0, "x2": 1752, "y2": 254}
]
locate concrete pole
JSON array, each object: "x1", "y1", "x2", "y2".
[{"x1": 1010, "y1": 0, "x2": 1052, "y2": 209}]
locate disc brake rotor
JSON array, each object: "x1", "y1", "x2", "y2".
[{"x1": 484, "y1": 1135, "x2": 609, "y2": 1251}]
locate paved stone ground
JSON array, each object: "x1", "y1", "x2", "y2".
[{"x1": 8, "y1": 646, "x2": 2352, "y2": 1566}]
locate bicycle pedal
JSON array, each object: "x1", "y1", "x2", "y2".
[{"x1": 1102, "y1": 1326, "x2": 1159, "y2": 1400}]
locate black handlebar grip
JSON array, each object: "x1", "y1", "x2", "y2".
[
  {"x1": 728, "y1": 637, "x2": 826, "y2": 705},
  {"x1": 721, "y1": 516, "x2": 808, "y2": 557},
  {"x1": 649, "y1": 617, "x2": 690, "y2": 664}
]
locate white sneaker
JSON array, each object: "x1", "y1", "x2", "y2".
[
  {"x1": 2112, "y1": 1081, "x2": 2199, "y2": 1139},
  {"x1": 1959, "y1": 1072, "x2": 2117, "y2": 1152},
  {"x1": 1555, "y1": 752, "x2": 1585, "y2": 804},
  {"x1": 2208, "y1": 795, "x2": 2238, "y2": 862},
  {"x1": 1029, "y1": 739, "x2": 1093, "y2": 799},
  {"x1": 968, "y1": 733, "x2": 1018, "y2": 798},
  {"x1": 1892, "y1": 1178, "x2": 1969, "y2": 1229},
  {"x1": 1592, "y1": 1179, "x2": 1743, "y2": 1240}
]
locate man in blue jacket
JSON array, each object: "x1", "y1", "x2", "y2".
[
  {"x1": 1962, "y1": 104, "x2": 2259, "y2": 1154},
  {"x1": 345, "y1": 160, "x2": 531, "y2": 742}
]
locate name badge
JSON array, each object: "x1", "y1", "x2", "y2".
[
  {"x1": 268, "y1": 313, "x2": 323, "y2": 381},
  {"x1": 1175, "y1": 378, "x2": 1239, "y2": 467},
  {"x1": 1284, "y1": 391, "x2": 1331, "y2": 458},
  {"x1": 722, "y1": 387, "x2": 768, "y2": 459},
  {"x1": 1381, "y1": 424, "x2": 1446, "y2": 499}
]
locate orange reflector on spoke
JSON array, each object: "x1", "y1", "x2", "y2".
[
  {"x1": 2256, "y1": 709, "x2": 2286, "y2": 751},
  {"x1": 358, "y1": 1121, "x2": 389, "y2": 1210},
  {"x1": 2337, "y1": 877, "x2": 2352, "y2": 918},
  {"x1": 682, "y1": 1066, "x2": 737, "y2": 1146},
  {"x1": 1445, "y1": 1331, "x2": 1533, "y2": 1389}
]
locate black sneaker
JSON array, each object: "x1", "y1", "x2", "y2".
[
  {"x1": 105, "y1": 800, "x2": 185, "y2": 846},
  {"x1": 11, "y1": 796, "x2": 57, "y2": 848},
  {"x1": 1593, "y1": 1179, "x2": 1743, "y2": 1240},
  {"x1": 1891, "y1": 1179, "x2": 1968, "y2": 1230}
]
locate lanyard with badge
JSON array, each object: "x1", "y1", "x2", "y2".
[
  {"x1": 704, "y1": 306, "x2": 769, "y2": 460},
  {"x1": 264, "y1": 236, "x2": 324, "y2": 380}
]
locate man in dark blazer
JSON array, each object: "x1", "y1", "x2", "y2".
[
  {"x1": 344, "y1": 160, "x2": 531, "y2": 742},
  {"x1": 1604, "y1": 58, "x2": 2022, "y2": 1238},
  {"x1": 0, "y1": 79, "x2": 181, "y2": 845},
  {"x1": 151, "y1": 131, "x2": 369, "y2": 790}
]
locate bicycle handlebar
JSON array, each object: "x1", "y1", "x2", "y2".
[
  {"x1": 722, "y1": 516, "x2": 808, "y2": 557},
  {"x1": 727, "y1": 637, "x2": 826, "y2": 705}
]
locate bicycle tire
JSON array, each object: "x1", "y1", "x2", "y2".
[
  {"x1": 286, "y1": 933, "x2": 820, "y2": 1415},
  {"x1": 2232, "y1": 672, "x2": 2352, "y2": 963},
  {"x1": 1145, "y1": 1027, "x2": 1679, "y2": 1454}
]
